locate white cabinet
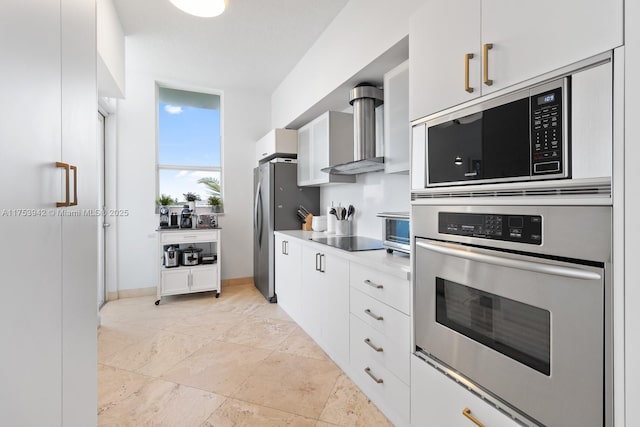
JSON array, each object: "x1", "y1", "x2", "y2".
[
  {"x1": 409, "y1": 0, "x2": 623, "y2": 120},
  {"x1": 411, "y1": 355, "x2": 521, "y2": 427},
  {"x1": 255, "y1": 128, "x2": 298, "y2": 165},
  {"x1": 156, "y1": 229, "x2": 221, "y2": 304},
  {"x1": 297, "y1": 111, "x2": 356, "y2": 186},
  {"x1": 299, "y1": 245, "x2": 350, "y2": 366},
  {"x1": 348, "y1": 265, "x2": 411, "y2": 425},
  {"x1": 383, "y1": 60, "x2": 410, "y2": 174},
  {"x1": 1, "y1": 1, "x2": 97, "y2": 425},
  {"x1": 274, "y1": 234, "x2": 302, "y2": 321}
]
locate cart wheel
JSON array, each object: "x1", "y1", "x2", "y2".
[
  {"x1": 215, "y1": 292, "x2": 220, "y2": 298},
  {"x1": 155, "y1": 300, "x2": 160, "y2": 306}
]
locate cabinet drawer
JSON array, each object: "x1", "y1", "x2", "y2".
[
  {"x1": 350, "y1": 262, "x2": 410, "y2": 315},
  {"x1": 351, "y1": 350, "x2": 410, "y2": 423},
  {"x1": 161, "y1": 230, "x2": 218, "y2": 244},
  {"x1": 350, "y1": 314, "x2": 409, "y2": 385},
  {"x1": 350, "y1": 288, "x2": 410, "y2": 349},
  {"x1": 411, "y1": 355, "x2": 521, "y2": 427}
]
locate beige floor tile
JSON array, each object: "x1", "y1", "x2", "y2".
[
  {"x1": 248, "y1": 301, "x2": 294, "y2": 322},
  {"x1": 98, "y1": 379, "x2": 225, "y2": 426},
  {"x1": 233, "y1": 352, "x2": 341, "y2": 419},
  {"x1": 202, "y1": 398, "x2": 317, "y2": 427},
  {"x1": 161, "y1": 309, "x2": 246, "y2": 339},
  {"x1": 318, "y1": 373, "x2": 392, "y2": 427},
  {"x1": 98, "y1": 321, "x2": 156, "y2": 363},
  {"x1": 98, "y1": 364, "x2": 151, "y2": 415},
  {"x1": 161, "y1": 340, "x2": 272, "y2": 396},
  {"x1": 315, "y1": 422, "x2": 341, "y2": 427},
  {"x1": 102, "y1": 330, "x2": 212, "y2": 377},
  {"x1": 277, "y1": 325, "x2": 329, "y2": 361},
  {"x1": 219, "y1": 316, "x2": 297, "y2": 350}
]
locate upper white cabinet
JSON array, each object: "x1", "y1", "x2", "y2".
[
  {"x1": 255, "y1": 128, "x2": 297, "y2": 165},
  {"x1": 383, "y1": 60, "x2": 410, "y2": 174},
  {"x1": 297, "y1": 111, "x2": 355, "y2": 186},
  {"x1": 409, "y1": 0, "x2": 623, "y2": 121}
]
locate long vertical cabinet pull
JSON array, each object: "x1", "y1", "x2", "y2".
[
  {"x1": 315, "y1": 253, "x2": 321, "y2": 271},
  {"x1": 69, "y1": 165, "x2": 78, "y2": 206},
  {"x1": 464, "y1": 53, "x2": 474, "y2": 93},
  {"x1": 56, "y1": 162, "x2": 70, "y2": 207},
  {"x1": 319, "y1": 254, "x2": 325, "y2": 273},
  {"x1": 483, "y1": 43, "x2": 493, "y2": 86}
]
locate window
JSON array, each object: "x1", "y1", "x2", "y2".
[{"x1": 157, "y1": 86, "x2": 222, "y2": 207}]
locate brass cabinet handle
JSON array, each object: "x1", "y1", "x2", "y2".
[
  {"x1": 462, "y1": 408, "x2": 485, "y2": 427},
  {"x1": 364, "y1": 367, "x2": 383, "y2": 384},
  {"x1": 69, "y1": 165, "x2": 78, "y2": 206},
  {"x1": 56, "y1": 162, "x2": 70, "y2": 207},
  {"x1": 364, "y1": 338, "x2": 383, "y2": 352},
  {"x1": 483, "y1": 43, "x2": 493, "y2": 86},
  {"x1": 364, "y1": 308, "x2": 383, "y2": 321},
  {"x1": 364, "y1": 279, "x2": 383, "y2": 289},
  {"x1": 464, "y1": 53, "x2": 474, "y2": 93}
]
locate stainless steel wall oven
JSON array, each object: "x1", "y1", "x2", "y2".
[{"x1": 412, "y1": 204, "x2": 612, "y2": 427}]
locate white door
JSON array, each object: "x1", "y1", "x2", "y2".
[
  {"x1": 409, "y1": 0, "x2": 481, "y2": 120},
  {"x1": 161, "y1": 269, "x2": 191, "y2": 295},
  {"x1": 0, "y1": 2, "x2": 63, "y2": 424},
  {"x1": 481, "y1": 0, "x2": 622, "y2": 95},
  {"x1": 190, "y1": 266, "x2": 218, "y2": 292},
  {"x1": 97, "y1": 112, "x2": 106, "y2": 308}
]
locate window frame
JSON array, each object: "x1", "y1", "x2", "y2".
[{"x1": 155, "y1": 81, "x2": 224, "y2": 209}]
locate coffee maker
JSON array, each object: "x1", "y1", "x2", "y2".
[
  {"x1": 159, "y1": 206, "x2": 170, "y2": 228},
  {"x1": 180, "y1": 205, "x2": 193, "y2": 229}
]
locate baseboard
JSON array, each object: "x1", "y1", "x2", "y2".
[
  {"x1": 221, "y1": 276, "x2": 254, "y2": 287},
  {"x1": 106, "y1": 287, "x2": 155, "y2": 301}
]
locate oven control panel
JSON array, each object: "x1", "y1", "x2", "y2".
[
  {"x1": 531, "y1": 86, "x2": 563, "y2": 176},
  {"x1": 438, "y1": 212, "x2": 542, "y2": 245}
]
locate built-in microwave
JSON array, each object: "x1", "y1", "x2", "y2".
[
  {"x1": 426, "y1": 78, "x2": 568, "y2": 187},
  {"x1": 410, "y1": 55, "x2": 614, "y2": 192}
]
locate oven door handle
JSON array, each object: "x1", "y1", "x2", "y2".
[{"x1": 415, "y1": 241, "x2": 602, "y2": 281}]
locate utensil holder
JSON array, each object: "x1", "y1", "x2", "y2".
[
  {"x1": 326, "y1": 207, "x2": 336, "y2": 234},
  {"x1": 335, "y1": 219, "x2": 352, "y2": 236}
]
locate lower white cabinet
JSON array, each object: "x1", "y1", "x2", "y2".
[
  {"x1": 411, "y1": 354, "x2": 521, "y2": 427},
  {"x1": 300, "y1": 246, "x2": 350, "y2": 366},
  {"x1": 274, "y1": 235, "x2": 302, "y2": 321}
]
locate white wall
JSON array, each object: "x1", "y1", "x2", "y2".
[
  {"x1": 116, "y1": 37, "x2": 270, "y2": 291},
  {"x1": 271, "y1": 0, "x2": 425, "y2": 129},
  {"x1": 97, "y1": 0, "x2": 125, "y2": 98},
  {"x1": 320, "y1": 172, "x2": 410, "y2": 239}
]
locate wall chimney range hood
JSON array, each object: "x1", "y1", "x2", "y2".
[{"x1": 321, "y1": 83, "x2": 384, "y2": 175}]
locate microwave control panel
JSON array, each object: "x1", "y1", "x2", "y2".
[
  {"x1": 439, "y1": 212, "x2": 542, "y2": 245},
  {"x1": 531, "y1": 86, "x2": 563, "y2": 175}
]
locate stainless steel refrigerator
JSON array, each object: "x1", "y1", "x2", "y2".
[{"x1": 253, "y1": 159, "x2": 319, "y2": 302}]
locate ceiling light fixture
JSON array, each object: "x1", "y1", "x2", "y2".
[{"x1": 169, "y1": 0, "x2": 227, "y2": 18}]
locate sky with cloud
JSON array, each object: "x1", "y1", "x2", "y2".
[{"x1": 158, "y1": 102, "x2": 221, "y2": 204}]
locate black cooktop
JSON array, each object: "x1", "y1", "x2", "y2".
[{"x1": 310, "y1": 235, "x2": 384, "y2": 252}]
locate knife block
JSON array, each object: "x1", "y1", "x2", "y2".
[{"x1": 302, "y1": 213, "x2": 313, "y2": 231}]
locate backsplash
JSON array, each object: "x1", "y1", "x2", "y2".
[{"x1": 320, "y1": 171, "x2": 410, "y2": 239}]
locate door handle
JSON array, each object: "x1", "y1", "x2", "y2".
[
  {"x1": 319, "y1": 254, "x2": 325, "y2": 273},
  {"x1": 364, "y1": 309, "x2": 384, "y2": 321},
  {"x1": 464, "y1": 53, "x2": 474, "y2": 93},
  {"x1": 462, "y1": 408, "x2": 485, "y2": 427},
  {"x1": 69, "y1": 165, "x2": 78, "y2": 206},
  {"x1": 56, "y1": 162, "x2": 70, "y2": 207},
  {"x1": 284, "y1": 241, "x2": 288, "y2": 255},
  {"x1": 415, "y1": 240, "x2": 602, "y2": 280},
  {"x1": 483, "y1": 43, "x2": 493, "y2": 86},
  {"x1": 315, "y1": 253, "x2": 320, "y2": 271},
  {"x1": 282, "y1": 240, "x2": 286, "y2": 255},
  {"x1": 103, "y1": 223, "x2": 111, "y2": 228},
  {"x1": 364, "y1": 338, "x2": 384, "y2": 352},
  {"x1": 364, "y1": 367, "x2": 384, "y2": 384},
  {"x1": 254, "y1": 182, "x2": 262, "y2": 248},
  {"x1": 364, "y1": 279, "x2": 383, "y2": 289}
]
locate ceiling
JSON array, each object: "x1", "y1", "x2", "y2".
[{"x1": 113, "y1": 0, "x2": 349, "y2": 93}]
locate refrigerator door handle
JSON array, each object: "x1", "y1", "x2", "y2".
[{"x1": 254, "y1": 181, "x2": 262, "y2": 248}]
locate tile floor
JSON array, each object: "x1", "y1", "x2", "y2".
[{"x1": 98, "y1": 283, "x2": 393, "y2": 426}]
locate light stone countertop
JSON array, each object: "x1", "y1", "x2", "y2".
[{"x1": 275, "y1": 230, "x2": 411, "y2": 281}]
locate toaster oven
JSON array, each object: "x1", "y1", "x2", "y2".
[{"x1": 377, "y1": 212, "x2": 410, "y2": 254}]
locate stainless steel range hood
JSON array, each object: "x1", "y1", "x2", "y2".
[{"x1": 322, "y1": 84, "x2": 384, "y2": 175}]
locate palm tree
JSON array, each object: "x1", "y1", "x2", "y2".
[{"x1": 198, "y1": 177, "x2": 221, "y2": 197}]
